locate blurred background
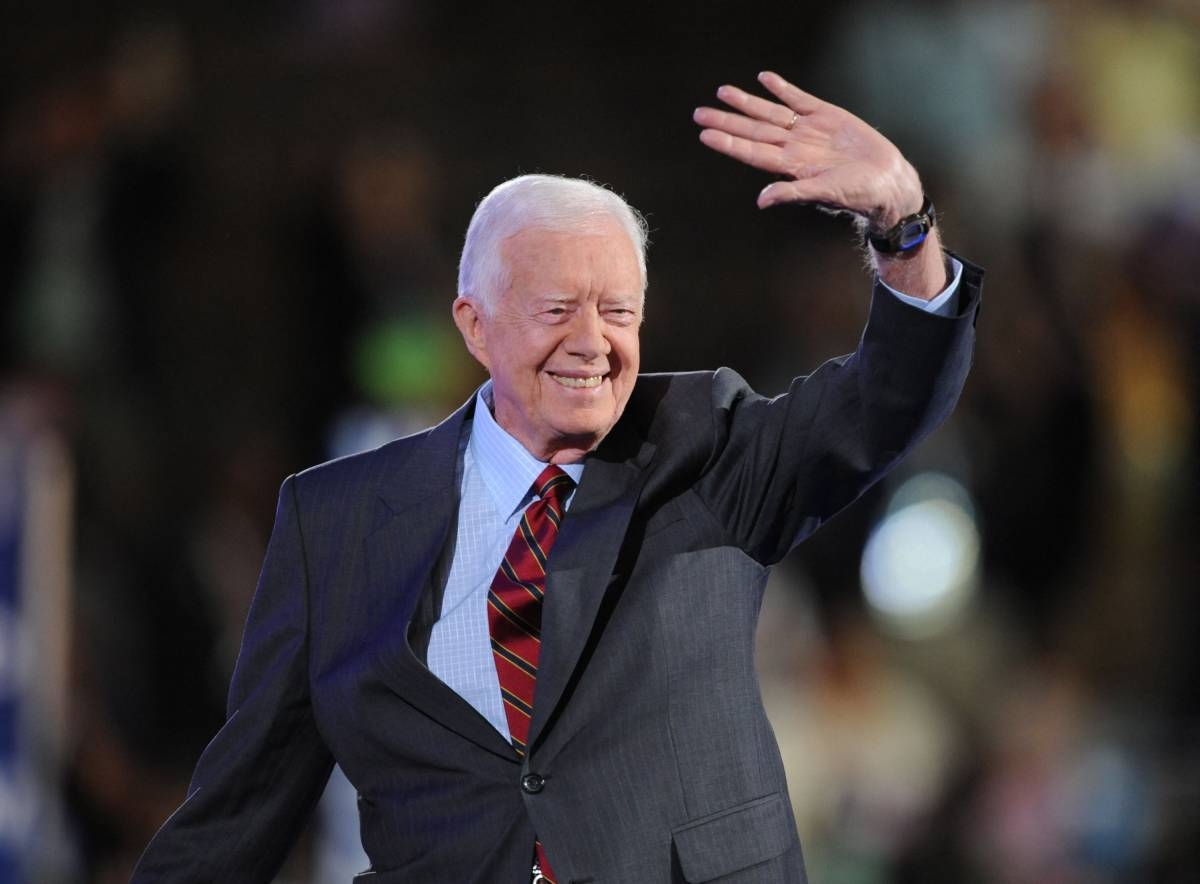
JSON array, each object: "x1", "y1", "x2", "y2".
[{"x1": 1, "y1": 0, "x2": 1198, "y2": 881}]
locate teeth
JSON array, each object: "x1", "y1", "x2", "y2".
[{"x1": 551, "y1": 374, "x2": 603, "y2": 389}]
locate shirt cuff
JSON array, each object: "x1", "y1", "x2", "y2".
[{"x1": 880, "y1": 256, "x2": 963, "y2": 317}]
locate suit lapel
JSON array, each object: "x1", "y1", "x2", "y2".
[
  {"x1": 529, "y1": 427, "x2": 656, "y2": 749},
  {"x1": 364, "y1": 398, "x2": 517, "y2": 761},
  {"x1": 358, "y1": 393, "x2": 657, "y2": 760}
]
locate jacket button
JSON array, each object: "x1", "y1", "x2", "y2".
[{"x1": 522, "y1": 773, "x2": 545, "y2": 794}]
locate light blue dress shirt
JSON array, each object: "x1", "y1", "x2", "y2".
[
  {"x1": 883, "y1": 256, "x2": 962, "y2": 315},
  {"x1": 424, "y1": 261, "x2": 963, "y2": 740},
  {"x1": 426, "y1": 384, "x2": 584, "y2": 742}
]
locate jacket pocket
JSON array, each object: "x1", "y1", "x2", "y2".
[{"x1": 671, "y1": 792, "x2": 795, "y2": 882}]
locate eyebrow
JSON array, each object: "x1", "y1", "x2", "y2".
[
  {"x1": 536, "y1": 292, "x2": 643, "y2": 308},
  {"x1": 601, "y1": 294, "x2": 643, "y2": 308}
]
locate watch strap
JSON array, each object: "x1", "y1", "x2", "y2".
[{"x1": 866, "y1": 195, "x2": 936, "y2": 254}]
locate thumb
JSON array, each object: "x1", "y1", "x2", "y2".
[{"x1": 757, "y1": 179, "x2": 838, "y2": 210}]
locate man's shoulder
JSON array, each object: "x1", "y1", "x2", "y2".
[
  {"x1": 607, "y1": 367, "x2": 760, "y2": 486},
  {"x1": 623, "y1": 368, "x2": 759, "y2": 439},
  {"x1": 289, "y1": 408, "x2": 466, "y2": 513},
  {"x1": 293, "y1": 431, "x2": 423, "y2": 486}
]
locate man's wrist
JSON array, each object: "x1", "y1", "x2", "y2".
[
  {"x1": 865, "y1": 195, "x2": 936, "y2": 257},
  {"x1": 873, "y1": 226, "x2": 948, "y2": 299}
]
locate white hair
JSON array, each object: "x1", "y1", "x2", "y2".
[{"x1": 457, "y1": 174, "x2": 649, "y2": 313}]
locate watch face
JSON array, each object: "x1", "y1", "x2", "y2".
[{"x1": 898, "y1": 221, "x2": 929, "y2": 250}]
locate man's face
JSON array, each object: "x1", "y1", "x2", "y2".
[{"x1": 453, "y1": 220, "x2": 643, "y2": 463}]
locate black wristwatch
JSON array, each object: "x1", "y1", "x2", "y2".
[{"x1": 865, "y1": 195, "x2": 935, "y2": 255}]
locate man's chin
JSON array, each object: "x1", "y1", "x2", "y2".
[
  {"x1": 545, "y1": 417, "x2": 617, "y2": 457},
  {"x1": 550, "y1": 427, "x2": 606, "y2": 451},
  {"x1": 534, "y1": 396, "x2": 632, "y2": 459}
]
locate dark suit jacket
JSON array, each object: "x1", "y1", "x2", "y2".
[{"x1": 133, "y1": 264, "x2": 982, "y2": 883}]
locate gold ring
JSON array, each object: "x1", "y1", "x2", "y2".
[{"x1": 784, "y1": 112, "x2": 799, "y2": 130}]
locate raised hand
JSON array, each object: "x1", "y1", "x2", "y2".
[{"x1": 693, "y1": 71, "x2": 924, "y2": 230}]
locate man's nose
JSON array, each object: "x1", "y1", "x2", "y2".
[{"x1": 565, "y1": 308, "x2": 610, "y2": 360}]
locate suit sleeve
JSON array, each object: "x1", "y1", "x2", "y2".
[
  {"x1": 695, "y1": 259, "x2": 982, "y2": 566},
  {"x1": 132, "y1": 476, "x2": 335, "y2": 883}
]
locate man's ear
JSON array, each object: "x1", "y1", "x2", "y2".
[{"x1": 452, "y1": 296, "x2": 490, "y2": 371}]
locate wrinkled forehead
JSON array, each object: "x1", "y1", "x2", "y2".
[
  {"x1": 499, "y1": 221, "x2": 643, "y2": 293},
  {"x1": 502, "y1": 218, "x2": 642, "y2": 279}
]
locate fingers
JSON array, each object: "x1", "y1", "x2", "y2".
[
  {"x1": 692, "y1": 106, "x2": 793, "y2": 144},
  {"x1": 697, "y1": 128, "x2": 785, "y2": 175},
  {"x1": 713, "y1": 83, "x2": 800, "y2": 130},
  {"x1": 694, "y1": 72, "x2": 842, "y2": 210},
  {"x1": 756, "y1": 71, "x2": 823, "y2": 115}
]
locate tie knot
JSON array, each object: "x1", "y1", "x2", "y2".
[{"x1": 532, "y1": 465, "x2": 574, "y2": 505}]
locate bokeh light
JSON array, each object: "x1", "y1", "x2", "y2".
[{"x1": 861, "y1": 472, "x2": 980, "y2": 638}]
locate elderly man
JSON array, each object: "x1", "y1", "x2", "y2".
[{"x1": 133, "y1": 72, "x2": 980, "y2": 883}]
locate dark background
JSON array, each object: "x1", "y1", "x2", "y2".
[{"x1": 2, "y1": 1, "x2": 1198, "y2": 881}]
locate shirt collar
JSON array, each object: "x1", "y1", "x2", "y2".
[{"x1": 470, "y1": 381, "x2": 585, "y2": 521}]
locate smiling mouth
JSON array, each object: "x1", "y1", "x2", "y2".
[{"x1": 549, "y1": 373, "x2": 605, "y2": 389}]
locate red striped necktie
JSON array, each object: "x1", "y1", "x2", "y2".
[{"x1": 488, "y1": 465, "x2": 574, "y2": 884}]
